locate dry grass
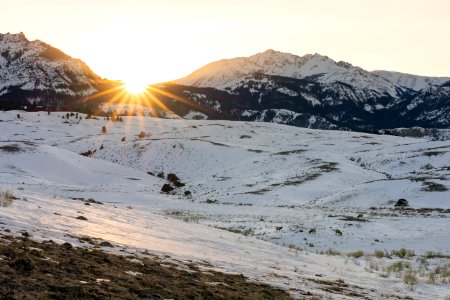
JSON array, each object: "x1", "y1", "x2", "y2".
[
  {"x1": 347, "y1": 250, "x2": 364, "y2": 258},
  {"x1": 391, "y1": 248, "x2": 415, "y2": 259},
  {"x1": 1, "y1": 190, "x2": 16, "y2": 207},
  {"x1": 402, "y1": 270, "x2": 418, "y2": 289}
]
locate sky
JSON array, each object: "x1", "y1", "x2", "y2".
[{"x1": 1, "y1": 0, "x2": 450, "y2": 86}]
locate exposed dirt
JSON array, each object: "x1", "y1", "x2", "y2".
[{"x1": 0, "y1": 235, "x2": 291, "y2": 300}]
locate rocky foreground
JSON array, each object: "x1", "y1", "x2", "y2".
[{"x1": 0, "y1": 233, "x2": 290, "y2": 299}]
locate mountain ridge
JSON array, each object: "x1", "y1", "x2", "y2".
[
  {"x1": 174, "y1": 49, "x2": 449, "y2": 93},
  {"x1": 164, "y1": 49, "x2": 450, "y2": 130},
  {"x1": 1, "y1": 33, "x2": 449, "y2": 131},
  {"x1": 0, "y1": 32, "x2": 117, "y2": 110}
]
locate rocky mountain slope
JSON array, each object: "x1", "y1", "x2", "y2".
[{"x1": 0, "y1": 32, "x2": 116, "y2": 110}]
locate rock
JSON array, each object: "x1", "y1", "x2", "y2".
[
  {"x1": 184, "y1": 191, "x2": 192, "y2": 196},
  {"x1": 62, "y1": 242, "x2": 73, "y2": 249},
  {"x1": 10, "y1": 256, "x2": 33, "y2": 273},
  {"x1": 335, "y1": 229, "x2": 343, "y2": 236},
  {"x1": 157, "y1": 172, "x2": 165, "y2": 179},
  {"x1": 99, "y1": 241, "x2": 113, "y2": 248},
  {"x1": 161, "y1": 184, "x2": 174, "y2": 193},
  {"x1": 308, "y1": 228, "x2": 316, "y2": 234},
  {"x1": 76, "y1": 216, "x2": 88, "y2": 221},
  {"x1": 167, "y1": 173, "x2": 180, "y2": 182},
  {"x1": 395, "y1": 198, "x2": 409, "y2": 207},
  {"x1": 49, "y1": 285, "x2": 85, "y2": 298},
  {"x1": 173, "y1": 180, "x2": 185, "y2": 188}
]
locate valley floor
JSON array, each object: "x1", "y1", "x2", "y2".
[{"x1": 0, "y1": 111, "x2": 449, "y2": 299}]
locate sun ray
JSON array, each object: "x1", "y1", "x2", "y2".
[{"x1": 148, "y1": 86, "x2": 217, "y2": 116}]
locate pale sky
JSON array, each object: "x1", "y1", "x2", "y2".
[{"x1": 1, "y1": 0, "x2": 450, "y2": 86}]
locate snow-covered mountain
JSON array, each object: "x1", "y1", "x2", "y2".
[
  {"x1": 1, "y1": 34, "x2": 449, "y2": 131},
  {"x1": 163, "y1": 50, "x2": 450, "y2": 130},
  {"x1": 175, "y1": 49, "x2": 447, "y2": 94},
  {"x1": 0, "y1": 32, "x2": 116, "y2": 109},
  {"x1": 374, "y1": 70, "x2": 450, "y2": 91},
  {"x1": 400, "y1": 81, "x2": 450, "y2": 127},
  {"x1": 175, "y1": 49, "x2": 401, "y2": 98}
]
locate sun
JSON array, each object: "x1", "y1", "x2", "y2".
[{"x1": 124, "y1": 80, "x2": 149, "y2": 94}]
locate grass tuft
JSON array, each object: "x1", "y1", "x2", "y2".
[{"x1": 1, "y1": 190, "x2": 16, "y2": 207}]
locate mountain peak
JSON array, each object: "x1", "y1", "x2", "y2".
[
  {"x1": 0, "y1": 32, "x2": 28, "y2": 43},
  {"x1": 0, "y1": 32, "x2": 111, "y2": 107},
  {"x1": 262, "y1": 49, "x2": 278, "y2": 54},
  {"x1": 174, "y1": 49, "x2": 393, "y2": 93}
]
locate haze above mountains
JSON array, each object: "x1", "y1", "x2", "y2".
[{"x1": 1, "y1": 33, "x2": 449, "y2": 131}]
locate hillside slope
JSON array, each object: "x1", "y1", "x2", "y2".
[{"x1": 1, "y1": 112, "x2": 449, "y2": 299}]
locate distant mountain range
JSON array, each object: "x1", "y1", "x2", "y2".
[
  {"x1": 160, "y1": 49, "x2": 450, "y2": 130},
  {"x1": 1, "y1": 33, "x2": 449, "y2": 131}
]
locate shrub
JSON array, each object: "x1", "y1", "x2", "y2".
[
  {"x1": 403, "y1": 270, "x2": 418, "y2": 289},
  {"x1": 427, "y1": 271, "x2": 436, "y2": 284},
  {"x1": 138, "y1": 131, "x2": 146, "y2": 138},
  {"x1": 218, "y1": 227, "x2": 254, "y2": 236},
  {"x1": 392, "y1": 248, "x2": 415, "y2": 259},
  {"x1": 374, "y1": 250, "x2": 386, "y2": 258},
  {"x1": 348, "y1": 250, "x2": 364, "y2": 258},
  {"x1": 386, "y1": 261, "x2": 410, "y2": 275},
  {"x1": 1, "y1": 190, "x2": 16, "y2": 207},
  {"x1": 324, "y1": 248, "x2": 341, "y2": 256},
  {"x1": 425, "y1": 251, "x2": 449, "y2": 259},
  {"x1": 205, "y1": 199, "x2": 218, "y2": 204},
  {"x1": 101, "y1": 126, "x2": 107, "y2": 134},
  {"x1": 287, "y1": 244, "x2": 301, "y2": 253}
]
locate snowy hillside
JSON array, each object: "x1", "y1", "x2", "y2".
[{"x1": 1, "y1": 111, "x2": 449, "y2": 299}]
